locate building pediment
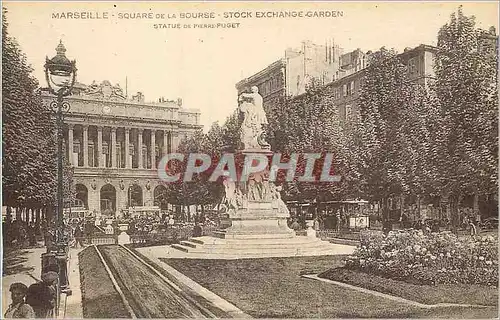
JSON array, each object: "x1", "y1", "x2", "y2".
[{"x1": 83, "y1": 80, "x2": 126, "y2": 101}]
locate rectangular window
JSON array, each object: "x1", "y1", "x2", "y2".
[
  {"x1": 339, "y1": 105, "x2": 346, "y2": 121},
  {"x1": 116, "y1": 144, "x2": 122, "y2": 168},
  {"x1": 88, "y1": 145, "x2": 95, "y2": 167},
  {"x1": 408, "y1": 57, "x2": 417, "y2": 76},
  {"x1": 342, "y1": 84, "x2": 347, "y2": 97}
]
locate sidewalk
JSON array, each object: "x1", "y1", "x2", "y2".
[
  {"x1": 2, "y1": 246, "x2": 83, "y2": 318},
  {"x1": 62, "y1": 247, "x2": 83, "y2": 318}
]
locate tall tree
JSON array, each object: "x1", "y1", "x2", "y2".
[
  {"x1": 433, "y1": 6, "x2": 498, "y2": 228},
  {"x1": 358, "y1": 48, "x2": 433, "y2": 221},
  {"x1": 2, "y1": 7, "x2": 57, "y2": 210},
  {"x1": 266, "y1": 79, "x2": 351, "y2": 204}
]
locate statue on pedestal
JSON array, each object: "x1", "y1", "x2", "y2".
[{"x1": 238, "y1": 86, "x2": 270, "y2": 150}]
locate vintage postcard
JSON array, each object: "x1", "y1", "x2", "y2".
[{"x1": 2, "y1": 1, "x2": 499, "y2": 319}]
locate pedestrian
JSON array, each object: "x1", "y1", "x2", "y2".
[
  {"x1": 193, "y1": 222, "x2": 202, "y2": 237},
  {"x1": 25, "y1": 271, "x2": 58, "y2": 318},
  {"x1": 313, "y1": 218, "x2": 320, "y2": 231},
  {"x1": 290, "y1": 219, "x2": 301, "y2": 231},
  {"x1": 73, "y1": 224, "x2": 84, "y2": 248},
  {"x1": 4, "y1": 282, "x2": 35, "y2": 318}
]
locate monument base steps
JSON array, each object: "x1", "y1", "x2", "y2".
[{"x1": 171, "y1": 234, "x2": 352, "y2": 257}]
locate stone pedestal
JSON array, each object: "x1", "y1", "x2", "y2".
[
  {"x1": 215, "y1": 201, "x2": 294, "y2": 239},
  {"x1": 169, "y1": 133, "x2": 352, "y2": 257},
  {"x1": 118, "y1": 231, "x2": 130, "y2": 245},
  {"x1": 171, "y1": 194, "x2": 347, "y2": 258}
]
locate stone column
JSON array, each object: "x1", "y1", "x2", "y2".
[
  {"x1": 163, "y1": 130, "x2": 169, "y2": 155},
  {"x1": 125, "y1": 128, "x2": 131, "y2": 169},
  {"x1": 150, "y1": 129, "x2": 156, "y2": 169},
  {"x1": 138, "y1": 129, "x2": 144, "y2": 169},
  {"x1": 97, "y1": 126, "x2": 103, "y2": 167},
  {"x1": 68, "y1": 124, "x2": 74, "y2": 166},
  {"x1": 83, "y1": 125, "x2": 89, "y2": 167},
  {"x1": 111, "y1": 127, "x2": 117, "y2": 168},
  {"x1": 171, "y1": 131, "x2": 179, "y2": 153}
]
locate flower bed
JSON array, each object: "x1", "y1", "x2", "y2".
[
  {"x1": 319, "y1": 267, "x2": 498, "y2": 306},
  {"x1": 344, "y1": 229, "x2": 498, "y2": 286}
]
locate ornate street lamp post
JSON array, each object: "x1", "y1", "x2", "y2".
[{"x1": 43, "y1": 41, "x2": 77, "y2": 294}]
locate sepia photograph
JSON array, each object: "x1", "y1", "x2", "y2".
[{"x1": 1, "y1": 1, "x2": 499, "y2": 319}]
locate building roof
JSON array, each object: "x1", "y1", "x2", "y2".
[{"x1": 235, "y1": 59, "x2": 285, "y2": 89}]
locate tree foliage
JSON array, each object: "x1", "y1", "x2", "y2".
[
  {"x1": 2, "y1": 8, "x2": 58, "y2": 209},
  {"x1": 433, "y1": 6, "x2": 498, "y2": 199},
  {"x1": 358, "y1": 48, "x2": 436, "y2": 212},
  {"x1": 158, "y1": 113, "x2": 241, "y2": 208},
  {"x1": 431, "y1": 7, "x2": 498, "y2": 226},
  {"x1": 266, "y1": 79, "x2": 358, "y2": 203}
]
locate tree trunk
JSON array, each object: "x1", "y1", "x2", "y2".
[
  {"x1": 16, "y1": 207, "x2": 21, "y2": 221},
  {"x1": 36, "y1": 208, "x2": 41, "y2": 235},
  {"x1": 399, "y1": 195, "x2": 404, "y2": 222},
  {"x1": 6, "y1": 206, "x2": 12, "y2": 224},
  {"x1": 381, "y1": 197, "x2": 389, "y2": 222},
  {"x1": 417, "y1": 197, "x2": 421, "y2": 220},
  {"x1": 449, "y1": 194, "x2": 459, "y2": 234},
  {"x1": 473, "y1": 193, "x2": 479, "y2": 216}
]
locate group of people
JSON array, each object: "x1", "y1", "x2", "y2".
[
  {"x1": 5, "y1": 271, "x2": 59, "y2": 319},
  {"x1": 3, "y1": 220, "x2": 42, "y2": 249}
]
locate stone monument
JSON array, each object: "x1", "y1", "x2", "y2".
[{"x1": 171, "y1": 87, "x2": 354, "y2": 258}]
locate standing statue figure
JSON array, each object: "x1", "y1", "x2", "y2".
[
  {"x1": 271, "y1": 184, "x2": 290, "y2": 216},
  {"x1": 238, "y1": 86, "x2": 270, "y2": 149},
  {"x1": 222, "y1": 174, "x2": 237, "y2": 209}
]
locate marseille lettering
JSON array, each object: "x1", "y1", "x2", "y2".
[{"x1": 157, "y1": 153, "x2": 341, "y2": 183}]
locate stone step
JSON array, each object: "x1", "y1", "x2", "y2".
[
  {"x1": 192, "y1": 236, "x2": 320, "y2": 246},
  {"x1": 179, "y1": 240, "x2": 198, "y2": 248},
  {"x1": 190, "y1": 240, "x2": 333, "y2": 251},
  {"x1": 171, "y1": 244, "x2": 191, "y2": 252},
  {"x1": 171, "y1": 243, "x2": 340, "y2": 255},
  {"x1": 330, "y1": 238, "x2": 360, "y2": 246},
  {"x1": 189, "y1": 238, "x2": 206, "y2": 245},
  {"x1": 211, "y1": 231, "x2": 296, "y2": 240}
]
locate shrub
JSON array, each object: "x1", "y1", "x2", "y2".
[{"x1": 345, "y1": 229, "x2": 498, "y2": 286}]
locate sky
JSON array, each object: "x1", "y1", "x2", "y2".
[{"x1": 4, "y1": 1, "x2": 499, "y2": 131}]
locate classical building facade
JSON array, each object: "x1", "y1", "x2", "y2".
[{"x1": 42, "y1": 80, "x2": 202, "y2": 217}]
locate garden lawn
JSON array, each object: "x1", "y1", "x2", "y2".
[
  {"x1": 319, "y1": 267, "x2": 498, "y2": 306},
  {"x1": 78, "y1": 247, "x2": 130, "y2": 318},
  {"x1": 163, "y1": 256, "x2": 498, "y2": 318}
]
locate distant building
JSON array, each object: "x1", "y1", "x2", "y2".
[
  {"x1": 42, "y1": 78, "x2": 202, "y2": 217},
  {"x1": 236, "y1": 40, "x2": 345, "y2": 108},
  {"x1": 326, "y1": 44, "x2": 437, "y2": 122},
  {"x1": 478, "y1": 26, "x2": 498, "y2": 55},
  {"x1": 236, "y1": 41, "x2": 437, "y2": 123}
]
